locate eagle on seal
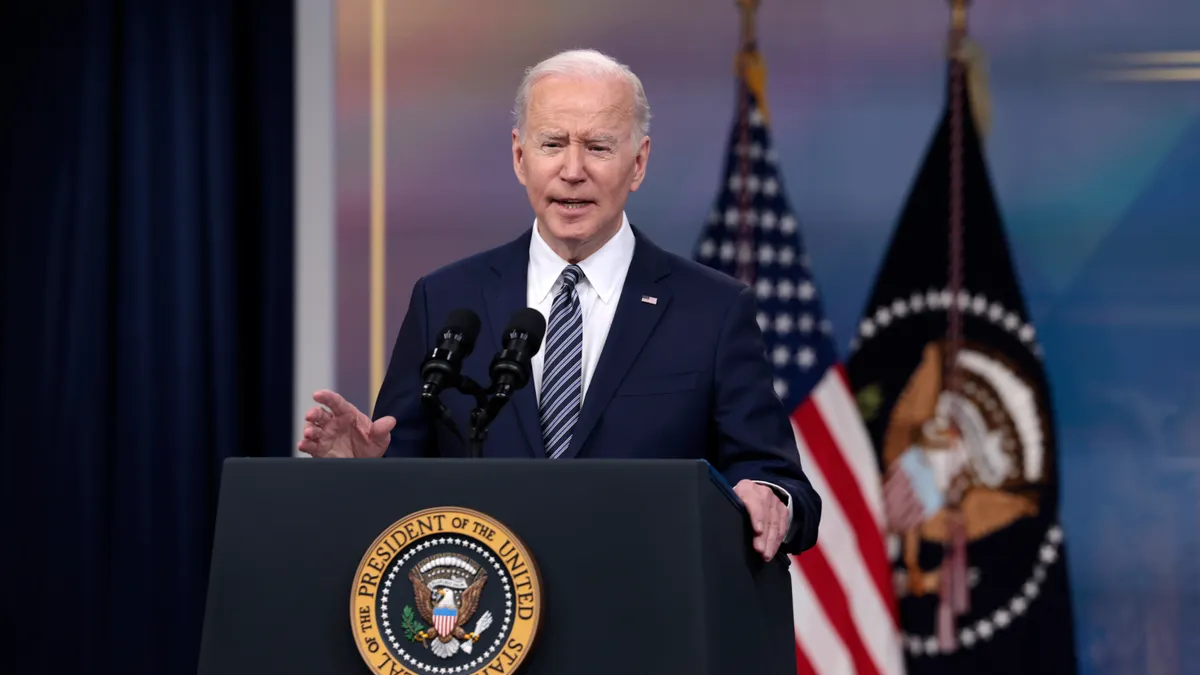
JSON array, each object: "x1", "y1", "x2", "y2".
[{"x1": 409, "y1": 564, "x2": 488, "y2": 652}]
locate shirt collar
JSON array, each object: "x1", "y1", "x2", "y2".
[{"x1": 529, "y1": 211, "x2": 635, "y2": 305}]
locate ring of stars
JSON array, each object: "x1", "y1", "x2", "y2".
[
  {"x1": 378, "y1": 537, "x2": 514, "y2": 674},
  {"x1": 903, "y1": 523, "x2": 1065, "y2": 656},
  {"x1": 848, "y1": 287, "x2": 1043, "y2": 360}
]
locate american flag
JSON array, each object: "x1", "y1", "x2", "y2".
[{"x1": 693, "y1": 53, "x2": 905, "y2": 675}]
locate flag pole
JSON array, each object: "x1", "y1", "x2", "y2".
[
  {"x1": 733, "y1": 0, "x2": 760, "y2": 286},
  {"x1": 937, "y1": 0, "x2": 973, "y2": 652},
  {"x1": 736, "y1": 0, "x2": 759, "y2": 52},
  {"x1": 945, "y1": 0, "x2": 969, "y2": 400}
]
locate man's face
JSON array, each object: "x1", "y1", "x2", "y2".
[{"x1": 512, "y1": 74, "x2": 650, "y2": 261}]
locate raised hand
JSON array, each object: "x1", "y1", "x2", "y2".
[{"x1": 297, "y1": 389, "x2": 395, "y2": 458}]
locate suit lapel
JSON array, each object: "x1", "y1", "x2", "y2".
[
  {"x1": 483, "y1": 231, "x2": 543, "y2": 458},
  {"x1": 561, "y1": 230, "x2": 673, "y2": 459}
]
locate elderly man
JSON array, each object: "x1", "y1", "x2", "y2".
[{"x1": 299, "y1": 49, "x2": 820, "y2": 561}]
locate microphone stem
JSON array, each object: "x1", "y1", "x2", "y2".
[
  {"x1": 467, "y1": 409, "x2": 487, "y2": 459},
  {"x1": 420, "y1": 394, "x2": 464, "y2": 443},
  {"x1": 459, "y1": 375, "x2": 492, "y2": 459}
]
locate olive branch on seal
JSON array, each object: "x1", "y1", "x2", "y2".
[{"x1": 401, "y1": 605, "x2": 427, "y2": 643}]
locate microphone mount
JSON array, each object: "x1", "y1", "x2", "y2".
[
  {"x1": 454, "y1": 375, "x2": 492, "y2": 459},
  {"x1": 420, "y1": 391, "x2": 464, "y2": 444},
  {"x1": 418, "y1": 370, "x2": 498, "y2": 455},
  {"x1": 418, "y1": 307, "x2": 546, "y2": 459}
]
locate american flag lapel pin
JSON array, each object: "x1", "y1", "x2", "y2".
[{"x1": 641, "y1": 295, "x2": 657, "y2": 305}]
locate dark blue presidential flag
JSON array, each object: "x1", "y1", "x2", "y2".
[{"x1": 844, "y1": 37, "x2": 1080, "y2": 675}]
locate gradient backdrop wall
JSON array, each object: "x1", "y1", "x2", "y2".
[{"x1": 330, "y1": 1, "x2": 1200, "y2": 673}]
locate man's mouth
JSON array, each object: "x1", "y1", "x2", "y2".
[{"x1": 552, "y1": 198, "x2": 594, "y2": 211}]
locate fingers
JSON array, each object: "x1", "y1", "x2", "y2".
[
  {"x1": 761, "y1": 510, "x2": 783, "y2": 561},
  {"x1": 752, "y1": 503, "x2": 785, "y2": 560},
  {"x1": 303, "y1": 423, "x2": 325, "y2": 443},
  {"x1": 297, "y1": 410, "x2": 337, "y2": 456},
  {"x1": 734, "y1": 480, "x2": 786, "y2": 561},
  {"x1": 750, "y1": 502, "x2": 772, "y2": 556},
  {"x1": 305, "y1": 406, "x2": 331, "y2": 428},
  {"x1": 297, "y1": 426, "x2": 327, "y2": 455},
  {"x1": 297, "y1": 422, "x2": 328, "y2": 455},
  {"x1": 752, "y1": 511, "x2": 769, "y2": 547},
  {"x1": 297, "y1": 437, "x2": 324, "y2": 456},
  {"x1": 298, "y1": 389, "x2": 367, "y2": 459},
  {"x1": 370, "y1": 415, "x2": 397, "y2": 439},
  {"x1": 312, "y1": 389, "x2": 355, "y2": 416},
  {"x1": 361, "y1": 416, "x2": 397, "y2": 458}
]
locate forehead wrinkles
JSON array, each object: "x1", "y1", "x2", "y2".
[
  {"x1": 525, "y1": 78, "x2": 635, "y2": 137},
  {"x1": 527, "y1": 105, "x2": 632, "y2": 142},
  {"x1": 528, "y1": 98, "x2": 630, "y2": 120}
]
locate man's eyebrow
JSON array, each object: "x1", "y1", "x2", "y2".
[
  {"x1": 532, "y1": 130, "x2": 619, "y2": 145},
  {"x1": 585, "y1": 133, "x2": 619, "y2": 145}
]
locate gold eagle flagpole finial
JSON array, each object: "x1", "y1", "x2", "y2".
[
  {"x1": 733, "y1": 0, "x2": 770, "y2": 123},
  {"x1": 949, "y1": 0, "x2": 969, "y2": 34},
  {"x1": 947, "y1": 0, "x2": 991, "y2": 139}
]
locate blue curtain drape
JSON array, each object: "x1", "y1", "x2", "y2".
[{"x1": 1, "y1": 1, "x2": 294, "y2": 672}]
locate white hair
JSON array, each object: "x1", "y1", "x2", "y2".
[{"x1": 512, "y1": 48, "x2": 651, "y2": 145}]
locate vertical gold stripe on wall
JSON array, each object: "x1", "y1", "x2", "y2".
[{"x1": 368, "y1": 0, "x2": 387, "y2": 413}]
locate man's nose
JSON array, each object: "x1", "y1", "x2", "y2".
[{"x1": 559, "y1": 144, "x2": 586, "y2": 182}]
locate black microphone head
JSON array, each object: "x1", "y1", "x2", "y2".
[
  {"x1": 505, "y1": 307, "x2": 546, "y2": 357},
  {"x1": 488, "y1": 308, "x2": 546, "y2": 392},
  {"x1": 442, "y1": 308, "x2": 482, "y2": 356},
  {"x1": 421, "y1": 309, "x2": 481, "y2": 397}
]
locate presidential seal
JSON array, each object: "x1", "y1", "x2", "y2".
[
  {"x1": 849, "y1": 287, "x2": 1068, "y2": 658},
  {"x1": 351, "y1": 507, "x2": 542, "y2": 675}
]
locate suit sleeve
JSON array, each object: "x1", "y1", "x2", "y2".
[
  {"x1": 712, "y1": 285, "x2": 822, "y2": 554},
  {"x1": 373, "y1": 276, "x2": 436, "y2": 457}
]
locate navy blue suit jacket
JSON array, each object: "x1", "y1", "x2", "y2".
[{"x1": 374, "y1": 226, "x2": 821, "y2": 554}]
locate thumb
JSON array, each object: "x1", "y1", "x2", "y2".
[{"x1": 370, "y1": 416, "x2": 396, "y2": 441}]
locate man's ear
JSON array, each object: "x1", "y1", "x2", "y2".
[
  {"x1": 512, "y1": 128, "x2": 527, "y2": 186},
  {"x1": 628, "y1": 134, "x2": 651, "y2": 192}
]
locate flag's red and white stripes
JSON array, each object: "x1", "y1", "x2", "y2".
[{"x1": 788, "y1": 365, "x2": 905, "y2": 675}]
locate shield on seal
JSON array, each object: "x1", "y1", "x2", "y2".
[{"x1": 433, "y1": 605, "x2": 457, "y2": 637}]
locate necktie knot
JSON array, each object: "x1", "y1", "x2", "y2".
[{"x1": 559, "y1": 265, "x2": 583, "y2": 293}]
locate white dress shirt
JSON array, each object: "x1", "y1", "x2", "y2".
[
  {"x1": 522, "y1": 212, "x2": 795, "y2": 538},
  {"x1": 527, "y1": 213, "x2": 635, "y2": 405}
]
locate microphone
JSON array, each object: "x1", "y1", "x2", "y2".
[
  {"x1": 420, "y1": 308, "x2": 482, "y2": 401},
  {"x1": 466, "y1": 308, "x2": 546, "y2": 457},
  {"x1": 488, "y1": 307, "x2": 547, "y2": 400}
]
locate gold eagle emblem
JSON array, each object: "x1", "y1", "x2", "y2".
[{"x1": 408, "y1": 553, "x2": 490, "y2": 656}]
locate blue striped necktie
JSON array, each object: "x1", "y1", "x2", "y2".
[{"x1": 540, "y1": 264, "x2": 584, "y2": 459}]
